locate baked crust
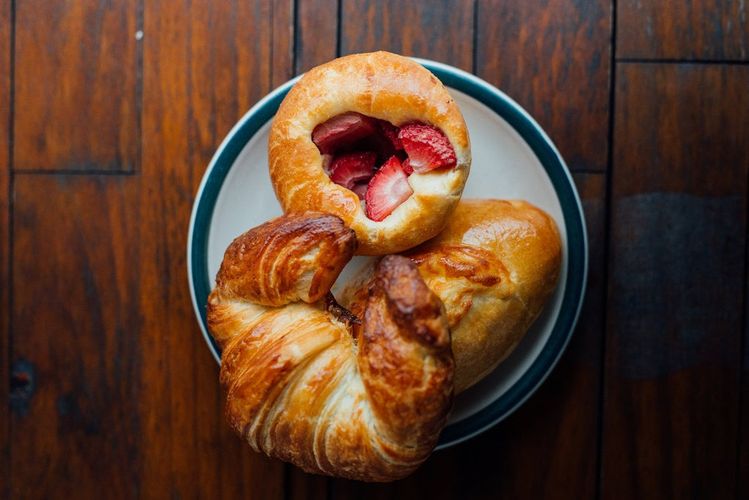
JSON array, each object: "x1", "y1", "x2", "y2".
[
  {"x1": 339, "y1": 199, "x2": 562, "y2": 393},
  {"x1": 268, "y1": 51, "x2": 471, "y2": 255},
  {"x1": 408, "y1": 199, "x2": 562, "y2": 392},
  {"x1": 207, "y1": 214, "x2": 453, "y2": 482},
  {"x1": 214, "y1": 213, "x2": 356, "y2": 307}
]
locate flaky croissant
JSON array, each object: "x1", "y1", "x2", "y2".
[{"x1": 207, "y1": 213, "x2": 454, "y2": 482}]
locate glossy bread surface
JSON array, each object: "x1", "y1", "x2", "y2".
[
  {"x1": 410, "y1": 199, "x2": 562, "y2": 392},
  {"x1": 268, "y1": 51, "x2": 471, "y2": 255}
]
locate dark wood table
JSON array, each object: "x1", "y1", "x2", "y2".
[{"x1": 2, "y1": 1, "x2": 748, "y2": 498}]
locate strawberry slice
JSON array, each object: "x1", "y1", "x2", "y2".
[
  {"x1": 312, "y1": 112, "x2": 378, "y2": 154},
  {"x1": 329, "y1": 152, "x2": 377, "y2": 189},
  {"x1": 377, "y1": 119, "x2": 402, "y2": 151},
  {"x1": 365, "y1": 156, "x2": 413, "y2": 221},
  {"x1": 355, "y1": 120, "x2": 401, "y2": 161},
  {"x1": 398, "y1": 123, "x2": 457, "y2": 173},
  {"x1": 401, "y1": 158, "x2": 413, "y2": 175},
  {"x1": 351, "y1": 182, "x2": 369, "y2": 200}
]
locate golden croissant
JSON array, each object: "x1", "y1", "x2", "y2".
[
  {"x1": 207, "y1": 200, "x2": 561, "y2": 481},
  {"x1": 207, "y1": 213, "x2": 454, "y2": 481}
]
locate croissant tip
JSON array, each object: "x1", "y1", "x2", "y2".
[{"x1": 370, "y1": 255, "x2": 451, "y2": 349}]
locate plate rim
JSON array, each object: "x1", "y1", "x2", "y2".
[{"x1": 186, "y1": 58, "x2": 588, "y2": 450}]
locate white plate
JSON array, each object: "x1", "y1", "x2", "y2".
[{"x1": 187, "y1": 59, "x2": 588, "y2": 449}]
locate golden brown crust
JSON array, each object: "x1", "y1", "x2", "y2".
[
  {"x1": 269, "y1": 51, "x2": 471, "y2": 255},
  {"x1": 337, "y1": 199, "x2": 562, "y2": 393},
  {"x1": 407, "y1": 199, "x2": 562, "y2": 392},
  {"x1": 214, "y1": 212, "x2": 356, "y2": 307},
  {"x1": 207, "y1": 215, "x2": 453, "y2": 482},
  {"x1": 359, "y1": 256, "x2": 453, "y2": 448}
]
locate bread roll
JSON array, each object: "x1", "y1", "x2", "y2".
[
  {"x1": 269, "y1": 51, "x2": 470, "y2": 255},
  {"x1": 339, "y1": 199, "x2": 562, "y2": 393}
]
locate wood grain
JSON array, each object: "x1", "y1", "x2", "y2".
[
  {"x1": 329, "y1": 174, "x2": 607, "y2": 499},
  {"x1": 602, "y1": 63, "x2": 749, "y2": 499},
  {"x1": 288, "y1": 468, "x2": 329, "y2": 500},
  {"x1": 135, "y1": 0, "x2": 288, "y2": 497},
  {"x1": 740, "y1": 174, "x2": 749, "y2": 500},
  {"x1": 295, "y1": 0, "x2": 339, "y2": 73},
  {"x1": 6, "y1": 0, "x2": 749, "y2": 497},
  {"x1": 742, "y1": 261, "x2": 749, "y2": 500},
  {"x1": 340, "y1": 0, "x2": 475, "y2": 71},
  {"x1": 0, "y1": 0, "x2": 11, "y2": 495},
  {"x1": 10, "y1": 177, "x2": 141, "y2": 497},
  {"x1": 618, "y1": 0, "x2": 749, "y2": 60},
  {"x1": 14, "y1": 0, "x2": 139, "y2": 172},
  {"x1": 272, "y1": 0, "x2": 295, "y2": 86},
  {"x1": 477, "y1": 0, "x2": 611, "y2": 172}
]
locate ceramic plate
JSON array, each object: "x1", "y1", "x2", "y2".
[{"x1": 187, "y1": 59, "x2": 588, "y2": 449}]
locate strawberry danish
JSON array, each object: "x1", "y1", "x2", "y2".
[{"x1": 268, "y1": 51, "x2": 471, "y2": 255}]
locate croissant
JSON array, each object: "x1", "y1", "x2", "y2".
[
  {"x1": 207, "y1": 213, "x2": 454, "y2": 482},
  {"x1": 340, "y1": 199, "x2": 562, "y2": 393}
]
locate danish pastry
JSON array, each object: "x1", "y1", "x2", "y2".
[
  {"x1": 340, "y1": 199, "x2": 562, "y2": 393},
  {"x1": 409, "y1": 199, "x2": 562, "y2": 392},
  {"x1": 268, "y1": 51, "x2": 471, "y2": 255}
]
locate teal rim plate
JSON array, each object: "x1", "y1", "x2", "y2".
[{"x1": 187, "y1": 59, "x2": 588, "y2": 450}]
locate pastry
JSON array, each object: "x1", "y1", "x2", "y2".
[
  {"x1": 207, "y1": 213, "x2": 454, "y2": 482},
  {"x1": 340, "y1": 199, "x2": 562, "y2": 393},
  {"x1": 410, "y1": 199, "x2": 562, "y2": 392},
  {"x1": 268, "y1": 51, "x2": 471, "y2": 255}
]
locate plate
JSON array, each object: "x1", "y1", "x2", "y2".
[{"x1": 187, "y1": 59, "x2": 588, "y2": 449}]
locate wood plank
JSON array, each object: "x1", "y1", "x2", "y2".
[
  {"x1": 10, "y1": 177, "x2": 141, "y2": 497},
  {"x1": 742, "y1": 259, "x2": 749, "y2": 500},
  {"x1": 329, "y1": 173, "x2": 606, "y2": 499},
  {"x1": 0, "y1": 0, "x2": 11, "y2": 496},
  {"x1": 477, "y1": 0, "x2": 612, "y2": 172},
  {"x1": 272, "y1": 0, "x2": 295, "y2": 86},
  {"x1": 136, "y1": 0, "x2": 288, "y2": 497},
  {"x1": 288, "y1": 469, "x2": 329, "y2": 500},
  {"x1": 618, "y1": 0, "x2": 749, "y2": 60},
  {"x1": 295, "y1": 0, "x2": 339, "y2": 73},
  {"x1": 340, "y1": 0, "x2": 474, "y2": 71},
  {"x1": 602, "y1": 63, "x2": 748, "y2": 499},
  {"x1": 14, "y1": 0, "x2": 139, "y2": 172}
]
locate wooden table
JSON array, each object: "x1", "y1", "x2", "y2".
[{"x1": 1, "y1": 1, "x2": 747, "y2": 498}]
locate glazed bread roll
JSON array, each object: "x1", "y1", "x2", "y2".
[
  {"x1": 340, "y1": 199, "x2": 562, "y2": 393},
  {"x1": 269, "y1": 51, "x2": 471, "y2": 255},
  {"x1": 207, "y1": 213, "x2": 453, "y2": 482},
  {"x1": 409, "y1": 200, "x2": 562, "y2": 392}
]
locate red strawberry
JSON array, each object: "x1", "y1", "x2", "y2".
[
  {"x1": 329, "y1": 152, "x2": 376, "y2": 189},
  {"x1": 312, "y1": 112, "x2": 378, "y2": 154},
  {"x1": 377, "y1": 119, "x2": 402, "y2": 151},
  {"x1": 351, "y1": 182, "x2": 368, "y2": 200},
  {"x1": 356, "y1": 120, "x2": 401, "y2": 161},
  {"x1": 401, "y1": 158, "x2": 413, "y2": 175},
  {"x1": 365, "y1": 156, "x2": 413, "y2": 221},
  {"x1": 398, "y1": 123, "x2": 457, "y2": 173}
]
